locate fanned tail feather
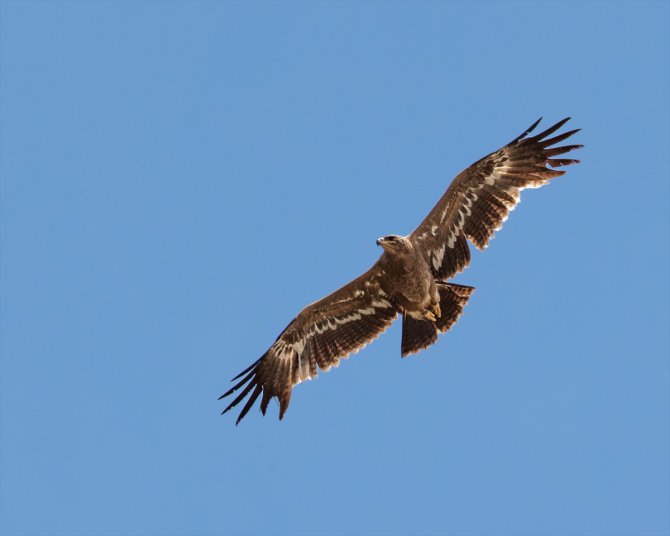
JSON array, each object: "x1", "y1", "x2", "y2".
[
  {"x1": 401, "y1": 315, "x2": 438, "y2": 358},
  {"x1": 401, "y1": 282, "x2": 475, "y2": 357}
]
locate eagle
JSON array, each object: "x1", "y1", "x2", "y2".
[{"x1": 220, "y1": 117, "x2": 582, "y2": 424}]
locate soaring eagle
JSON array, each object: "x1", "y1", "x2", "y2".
[{"x1": 221, "y1": 117, "x2": 581, "y2": 424}]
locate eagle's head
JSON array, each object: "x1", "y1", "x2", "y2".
[{"x1": 376, "y1": 234, "x2": 412, "y2": 254}]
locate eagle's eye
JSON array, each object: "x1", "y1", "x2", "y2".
[{"x1": 387, "y1": 236, "x2": 396, "y2": 241}]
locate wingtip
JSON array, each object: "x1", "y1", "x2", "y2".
[
  {"x1": 526, "y1": 116, "x2": 543, "y2": 135},
  {"x1": 230, "y1": 356, "x2": 263, "y2": 381},
  {"x1": 556, "y1": 116, "x2": 571, "y2": 125},
  {"x1": 513, "y1": 117, "x2": 543, "y2": 143},
  {"x1": 218, "y1": 386, "x2": 236, "y2": 399},
  {"x1": 277, "y1": 389, "x2": 292, "y2": 420}
]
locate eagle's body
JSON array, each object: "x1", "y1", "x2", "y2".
[
  {"x1": 221, "y1": 117, "x2": 582, "y2": 424},
  {"x1": 377, "y1": 236, "x2": 439, "y2": 321}
]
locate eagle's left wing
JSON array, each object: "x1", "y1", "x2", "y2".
[
  {"x1": 220, "y1": 263, "x2": 397, "y2": 424},
  {"x1": 410, "y1": 118, "x2": 582, "y2": 279}
]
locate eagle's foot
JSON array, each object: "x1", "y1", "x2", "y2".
[
  {"x1": 423, "y1": 310, "x2": 437, "y2": 322},
  {"x1": 432, "y1": 303, "x2": 441, "y2": 319}
]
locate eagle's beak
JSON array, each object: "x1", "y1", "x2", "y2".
[{"x1": 376, "y1": 237, "x2": 383, "y2": 246}]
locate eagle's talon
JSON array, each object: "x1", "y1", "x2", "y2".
[
  {"x1": 432, "y1": 303, "x2": 441, "y2": 318},
  {"x1": 423, "y1": 310, "x2": 437, "y2": 322}
]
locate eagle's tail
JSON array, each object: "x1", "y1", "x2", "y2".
[{"x1": 401, "y1": 283, "x2": 475, "y2": 357}]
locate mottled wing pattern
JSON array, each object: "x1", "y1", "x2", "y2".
[
  {"x1": 220, "y1": 265, "x2": 398, "y2": 424},
  {"x1": 411, "y1": 118, "x2": 582, "y2": 279}
]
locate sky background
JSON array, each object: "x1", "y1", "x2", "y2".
[{"x1": 1, "y1": 2, "x2": 669, "y2": 536}]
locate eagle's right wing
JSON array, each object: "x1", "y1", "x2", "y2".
[
  {"x1": 220, "y1": 263, "x2": 398, "y2": 424},
  {"x1": 410, "y1": 118, "x2": 582, "y2": 279}
]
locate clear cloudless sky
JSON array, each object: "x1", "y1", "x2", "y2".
[{"x1": 1, "y1": 2, "x2": 669, "y2": 535}]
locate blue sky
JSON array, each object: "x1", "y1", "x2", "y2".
[{"x1": 1, "y1": 2, "x2": 668, "y2": 535}]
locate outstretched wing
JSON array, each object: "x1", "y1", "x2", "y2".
[
  {"x1": 220, "y1": 264, "x2": 397, "y2": 424},
  {"x1": 411, "y1": 118, "x2": 582, "y2": 279}
]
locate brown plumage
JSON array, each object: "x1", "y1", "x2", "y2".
[{"x1": 220, "y1": 117, "x2": 582, "y2": 424}]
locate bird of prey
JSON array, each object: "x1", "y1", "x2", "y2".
[{"x1": 220, "y1": 117, "x2": 582, "y2": 424}]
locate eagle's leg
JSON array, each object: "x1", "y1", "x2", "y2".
[{"x1": 432, "y1": 303, "x2": 441, "y2": 318}]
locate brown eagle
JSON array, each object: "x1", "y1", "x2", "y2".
[{"x1": 221, "y1": 117, "x2": 582, "y2": 424}]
